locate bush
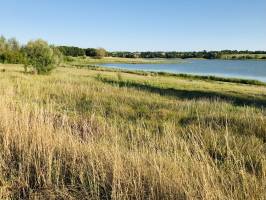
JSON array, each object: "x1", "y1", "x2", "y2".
[
  {"x1": 85, "y1": 48, "x2": 97, "y2": 57},
  {"x1": 23, "y1": 40, "x2": 62, "y2": 74},
  {"x1": 0, "y1": 50, "x2": 25, "y2": 64},
  {"x1": 0, "y1": 36, "x2": 25, "y2": 64},
  {"x1": 64, "y1": 56, "x2": 75, "y2": 62},
  {"x1": 51, "y1": 45, "x2": 64, "y2": 66},
  {"x1": 95, "y1": 48, "x2": 107, "y2": 59}
]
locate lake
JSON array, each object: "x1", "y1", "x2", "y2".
[{"x1": 102, "y1": 59, "x2": 266, "y2": 82}]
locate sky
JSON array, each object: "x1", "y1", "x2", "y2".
[{"x1": 0, "y1": 0, "x2": 266, "y2": 51}]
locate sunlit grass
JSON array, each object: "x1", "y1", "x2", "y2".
[
  {"x1": 65, "y1": 56, "x2": 186, "y2": 65},
  {"x1": 0, "y1": 64, "x2": 265, "y2": 199}
]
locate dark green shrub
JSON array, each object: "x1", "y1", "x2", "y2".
[{"x1": 0, "y1": 50, "x2": 25, "y2": 64}]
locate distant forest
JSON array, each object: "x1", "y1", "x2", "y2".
[{"x1": 58, "y1": 46, "x2": 266, "y2": 59}]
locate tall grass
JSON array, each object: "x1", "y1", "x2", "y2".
[{"x1": 0, "y1": 65, "x2": 265, "y2": 199}]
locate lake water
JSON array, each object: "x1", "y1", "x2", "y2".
[{"x1": 102, "y1": 59, "x2": 266, "y2": 82}]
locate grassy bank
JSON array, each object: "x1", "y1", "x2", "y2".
[
  {"x1": 81, "y1": 65, "x2": 266, "y2": 86},
  {"x1": 65, "y1": 56, "x2": 186, "y2": 65},
  {"x1": 65, "y1": 55, "x2": 266, "y2": 66},
  {"x1": 0, "y1": 64, "x2": 265, "y2": 199}
]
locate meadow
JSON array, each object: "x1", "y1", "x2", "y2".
[{"x1": 0, "y1": 63, "x2": 265, "y2": 199}]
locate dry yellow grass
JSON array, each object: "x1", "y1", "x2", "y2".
[{"x1": 0, "y1": 64, "x2": 265, "y2": 199}]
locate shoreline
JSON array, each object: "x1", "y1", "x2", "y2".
[
  {"x1": 66, "y1": 56, "x2": 266, "y2": 65},
  {"x1": 74, "y1": 64, "x2": 266, "y2": 86}
]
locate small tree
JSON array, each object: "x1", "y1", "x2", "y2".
[
  {"x1": 0, "y1": 35, "x2": 7, "y2": 52},
  {"x1": 23, "y1": 39, "x2": 61, "y2": 74},
  {"x1": 95, "y1": 48, "x2": 107, "y2": 59},
  {"x1": 51, "y1": 46, "x2": 63, "y2": 66},
  {"x1": 7, "y1": 38, "x2": 20, "y2": 51}
]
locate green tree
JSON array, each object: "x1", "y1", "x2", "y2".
[
  {"x1": 7, "y1": 38, "x2": 20, "y2": 51},
  {"x1": 0, "y1": 35, "x2": 7, "y2": 52},
  {"x1": 51, "y1": 45, "x2": 63, "y2": 66},
  {"x1": 85, "y1": 48, "x2": 97, "y2": 57},
  {"x1": 57, "y1": 46, "x2": 85, "y2": 57},
  {"x1": 95, "y1": 48, "x2": 107, "y2": 59},
  {"x1": 23, "y1": 39, "x2": 61, "y2": 74}
]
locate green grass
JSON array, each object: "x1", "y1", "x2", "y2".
[
  {"x1": 64, "y1": 56, "x2": 186, "y2": 65},
  {"x1": 0, "y1": 64, "x2": 266, "y2": 199}
]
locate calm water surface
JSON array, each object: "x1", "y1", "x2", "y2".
[{"x1": 102, "y1": 59, "x2": 266, "y2": 82}]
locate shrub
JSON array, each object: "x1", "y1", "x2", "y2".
[
  {"x1": 23, "y1": 39, "x2": 62, "y2": 74},
  {"x1": 85, "y1": 48, "x2": 97, "y2": 57},
  {"x1": 51, "y1": 45, "x2": 64, "y2": 66},
  {"x1": 64, "y1": 56, "x2": 75, "y2": 62},
  {"x1": 95, "y1": 48, "x2": 107, "y2": 59},
  {"x1": 0, "y1": 36, "x2": 25, "y2": 64},
  {"x1": 0, "y1": 35, "x2": 7, "y2": 52},
  {"x1": 0, "y1": 50, "x2": 25, "y2": 64}
]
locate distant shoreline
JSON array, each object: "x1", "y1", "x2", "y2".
[{"x1": 65, "y1": 56, "x2": 266, "y2": 66}]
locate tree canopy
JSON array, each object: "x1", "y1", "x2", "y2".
[{"x1": 23, "y1": 39, "x2": 62, "y2": 74}]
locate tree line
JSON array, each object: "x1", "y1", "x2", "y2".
[
  {"x1": 109, "y1": 50, "x2": 266, "y2": 59},
  {"x1": 57, "y1": 46, "x2": 107, "y2": 58},
  {"x1": 56, "y1": 45, "x2": 266, "y2": 59}
]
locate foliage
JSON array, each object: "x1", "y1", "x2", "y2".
[
  {"x1": 23, "y1": 39, "x2": 62, "y2": 74},
  {"x1": 0, "y1": 35, "x2": 7, "y2": 51},
  {"x1": 0, "y1": 35, "x2": 25, "y2": 64},
  {"x1": 0, "y1": 50, "x2": 25, "y2": 64},
  {"x1": 51, "y1": 45, "x2": 64, "y2": 66},
  {"x1": 85, "y1": 48, "x2": 97, "y2": 57},
  {"x1": 57, "y1": 46, "x2": 107, "y2": 59},
  {"x1": 95, "y1": 48, "x2": 107, "y2": 59},
  {"x1": 58, "y1": 46, "x2": 85, "y2": 57}
]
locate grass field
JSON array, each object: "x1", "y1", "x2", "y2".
[{"x1": 0, "y1": 64, "x2": 265, "y2": 199}]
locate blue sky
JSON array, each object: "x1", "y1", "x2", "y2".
[{"x1": 0, "y1": 0, "x2": 265, "y2": 51}]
